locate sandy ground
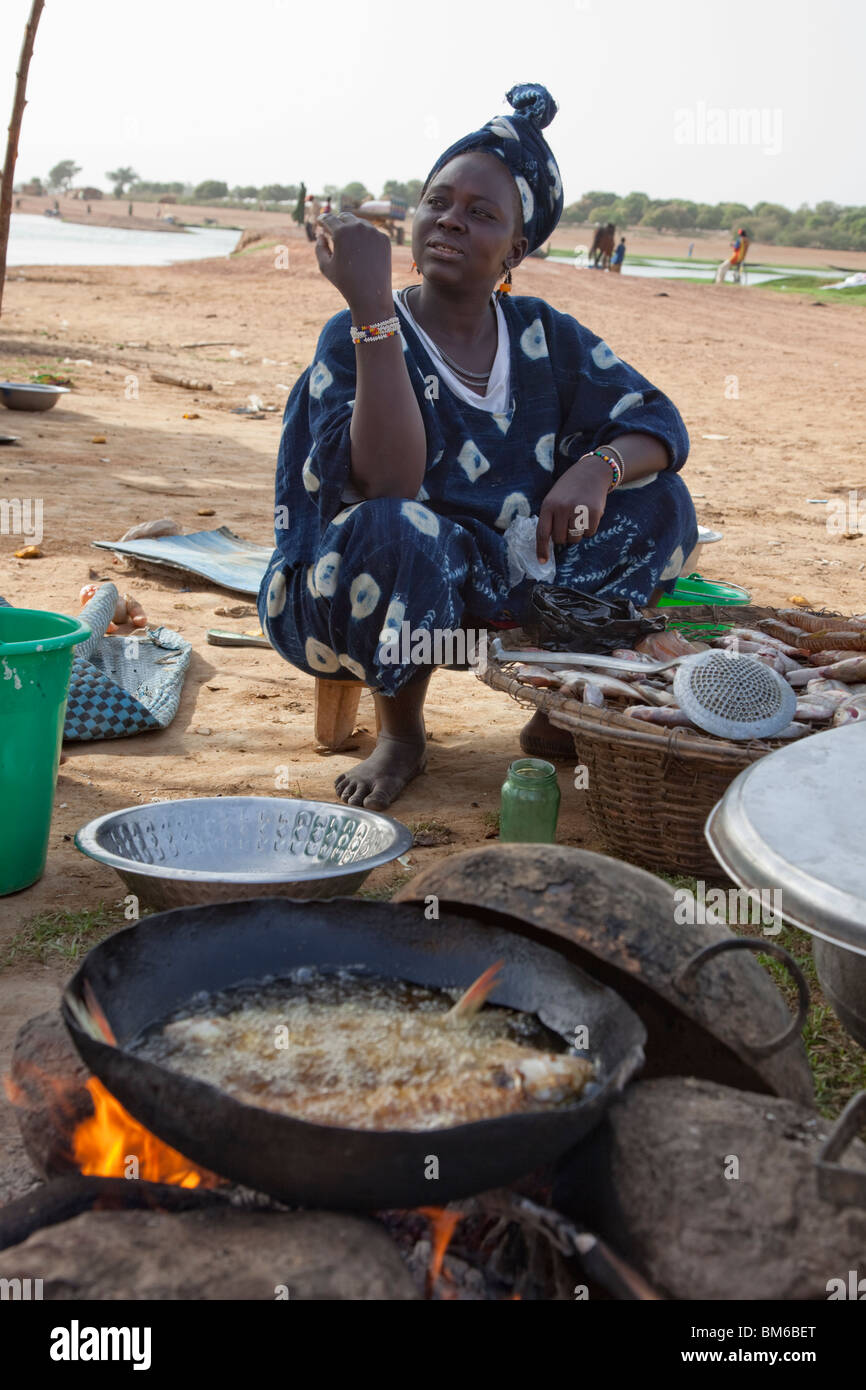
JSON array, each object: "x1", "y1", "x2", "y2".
[
  {"x1": 1, "y1": 224, "x2": 865, "y2": 1193},
  {"x1": 2, "y1": 224, "x2": 865, "y2": 941}
]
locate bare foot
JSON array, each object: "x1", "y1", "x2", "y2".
[
  {"x1": 519, "y1": 710, "x2": 575, "y2": 761},
  {"x1": 335, "y1": 732, "x2": 427, "y2": 810}
]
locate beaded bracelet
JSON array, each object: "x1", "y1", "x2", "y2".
[
  {"x1": 581, "y1": 446, "x2": 624, "y2": 490},
  {"x1": 350, "y1": 316, "x2": 401, "y2": 345}
]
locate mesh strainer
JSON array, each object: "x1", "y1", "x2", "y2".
[{"x1": 674, "y1": 651, "x2": 797, "y2": 740}]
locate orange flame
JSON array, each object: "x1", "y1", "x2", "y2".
[
  {"x1": 418, "y1": 1206, "x2": 463, "y2": 1295},
  {"x1": 73, "y1": 1078, "x2": 221, "y2": 1189}
]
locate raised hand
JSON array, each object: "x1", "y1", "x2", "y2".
[{"x1": 315, "y1": 212, "x2": 393, "y2": 318}]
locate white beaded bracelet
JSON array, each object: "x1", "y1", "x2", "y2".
[{"x1": 350, "y1": 316, "x2": 401, "y2": 344}]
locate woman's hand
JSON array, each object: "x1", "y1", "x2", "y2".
[
  {"x1": 315, "y1": 212, "x2": 393, "y2": 318},
  {"x1": 536, "y1": 456, "x2": 611, "y2": 563}
]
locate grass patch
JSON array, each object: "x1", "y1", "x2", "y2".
[
  {"x1": 408, "y1": 817, "x2": 452, "y2": 836},
  {"x1": 655, "y1": 874, "x2": 865, "y2": 1116},
  {"x1": 753, "y1": 925, "x2": 866, "y2": 1116},
  {"x1": 231, "y1": 239, "x2": 281, "y2": 258},
  {"x1": 1, "y1": 902, "x2": 129, "y2": 971},
  {"x1": 357, "y1": 870, "x2": 412, "y2": 901},
  {"x1": 760, "y1": 274, "x2": 866, "y2": 305}
]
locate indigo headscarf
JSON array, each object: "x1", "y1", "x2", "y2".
[{"x1": 423, "y1": 83, "x2": 563, "y2": 254}]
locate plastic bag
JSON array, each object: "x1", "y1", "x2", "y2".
[
  {"x1": 504, "y1": 514, "x2": 556, "y2": 588},
  {"x1": 525, "y1": 584, "x2": 665, "y2": 653}
]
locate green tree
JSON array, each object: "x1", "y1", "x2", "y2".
[
  {"x1": 406, "y1": 178, "x2": 424, "y2": 209},
  {"x1": 260, "y1": 183, "x2": 295, "y2": 203},
  {"x1": 753, "y1": 201, "x2": 791, "y2": 226},
  {"x1": 620, "y1": 191, "x2": 649, "y2": 224},
  {"x1": 194, "y1": 179, "x2": 229, "y2": 201},
  {"x1": 293, "y1": 182, "x2": 306, "y2": 225},
  {"x1": 382, "y1": 179, "x2": 409, "y2": 202},
  {"x1": 341, "y1": 181, "x2": 371, "y2": 207},
  {"x1": 232, "y1": 184, "x2": 260, "y2": 200},
  {"x1": 696, "y1": 203, "x2": 725, "y2": 230},
  {"x1": 106, "y1": 166, "x2": 138, "y2": 198},
  {"x1": 48, "y1": 159, "x2": 81, "y2": 193}
]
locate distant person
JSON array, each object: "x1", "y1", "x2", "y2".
[
  {"x1": 322, "y1": 198, "x2": 332, "y2": 214},
  {"x1": 128, "y1": 202, "x2": 134, "y2": 217},
  {"x1": 611, "y1": 237, "x2": 626, "y2": 273},
  {"x1": 715, "y1": 227, "x2": 750, "y2": 284},
  {"x1": 304, "y1": 195, "x2": 320, "y2": 242},
  {"x1": 86, "y1": 203, "x2": 91, "y2": 215},
  {"x1": 15, "y1": 197, "x2": 22, "y2": 209},
  {"x1": 687, "y1": 241, "x2": 694, "y2": 257},
  {"x1": 53, "y1": 198, "x2": 60, "y2": 212}
]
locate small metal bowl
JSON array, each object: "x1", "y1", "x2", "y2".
[
  {"x1": 0, "y1": 381, "x2": 70, "y2": 412},
  {"x1": 75, "y1": 796, "x2": 413, "y2": 910}
]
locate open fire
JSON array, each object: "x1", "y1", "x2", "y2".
[
  {"x1": 73, "y1": 1078, "x2": 220, "y2": 1189},
  {"x1": 5, "y1": 1010, "x2": 602, "y2": 1300}
]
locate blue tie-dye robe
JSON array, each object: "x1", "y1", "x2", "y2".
[{"x1": 259, "y1": 292, "x2": 697, "y2": 694}]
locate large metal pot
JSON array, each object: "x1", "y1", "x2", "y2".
[{"x1": 706, "y1": 720, "x2": 866, "y2": 1047}]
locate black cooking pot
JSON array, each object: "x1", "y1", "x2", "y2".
[{"x1": 61, "y1": 897, "x2": 646, "y2": 1210}]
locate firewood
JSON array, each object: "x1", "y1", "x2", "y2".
[{"x1": 150, "y1": 371, "x2": 213, "y2": 391}]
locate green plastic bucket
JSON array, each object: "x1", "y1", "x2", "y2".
[{"x1": 0, "y1": 608, "x2": 90, "y2": 895}]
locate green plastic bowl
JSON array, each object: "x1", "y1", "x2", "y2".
[{"x1": 657, "y1": 574, "x2": 751, "y2": 608}]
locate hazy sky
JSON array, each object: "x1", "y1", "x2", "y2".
[{"x1": 2, "y1": 0, "x2": 863, "y2": 209}]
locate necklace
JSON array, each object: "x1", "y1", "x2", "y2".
[{"x1": 403, "y1": 287, "x2": 494, "y2": 386}]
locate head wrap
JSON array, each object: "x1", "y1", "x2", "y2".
[{"x1": 423, "y1": 83, "x2": 563, "y2": 254}]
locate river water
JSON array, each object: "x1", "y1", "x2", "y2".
[
  {"x1": 550, "y1": 250, "x2": 831, "y2": 285},
  {"x1": 6, "y1": 214, "x2": 242, "y2": 267}
]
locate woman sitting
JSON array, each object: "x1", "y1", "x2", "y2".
[{"x1": 259, "y1": 84, "x2": 697, "y2": 811}]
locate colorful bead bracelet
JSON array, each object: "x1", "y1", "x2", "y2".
[
  {"x1": 350, "y1": 316, "x2": 401, "y2": 345},
  {"x1": 581, "y1": 446, "x2": 624, "y2": 490}
]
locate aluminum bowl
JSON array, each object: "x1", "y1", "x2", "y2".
[
  {"x1": 0, "y1": 381, "x2": 70, "y2": 411},
  {"x1": 75, "y1": 796, "x2": 413, "y2": 910}
]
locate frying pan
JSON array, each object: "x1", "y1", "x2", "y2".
[{"x1": 62, "y1": 897, "x2": 646, "y2": 1210}]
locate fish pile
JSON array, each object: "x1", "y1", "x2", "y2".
[{"x1": 507, "y1": 608, "x2": 866, "y2": 740}]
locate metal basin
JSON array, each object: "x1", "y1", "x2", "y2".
[
  {"x1": 0, "y1": 382, "x2": 70, "y2": 411},
  {"x1": 75, "y1": 796, "x2": 413, "y2": 909}
]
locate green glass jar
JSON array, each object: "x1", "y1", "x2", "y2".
[{"x1": 500, "y1": 758, "x2": 561, "y2": 844}]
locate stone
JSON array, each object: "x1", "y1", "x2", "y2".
[
  {"x1": 9, "y1": 1011, "x2": 93, "y2": 1180},
  {"x1": 0, "y1": 1206, "x2": 418, "y2": 1300},
  {"x1": 554, "y1": 1076, "x2": 866, "y2": 1300}
]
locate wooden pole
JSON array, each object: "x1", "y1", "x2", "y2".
[{"x1": 0, "y1": 0, "x2": 46, "y2": 319}]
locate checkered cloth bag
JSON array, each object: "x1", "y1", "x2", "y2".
[{"x1": 0, "y1": 584, "x2": 192, "y2": 741}]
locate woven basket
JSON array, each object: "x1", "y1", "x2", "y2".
[{"x1": 480, "y1": 603, "x2": 858, "y2": 879}]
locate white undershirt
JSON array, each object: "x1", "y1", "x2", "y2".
[{"x1": 394, "y1": 287, "x2": 511, "y2": 414}]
